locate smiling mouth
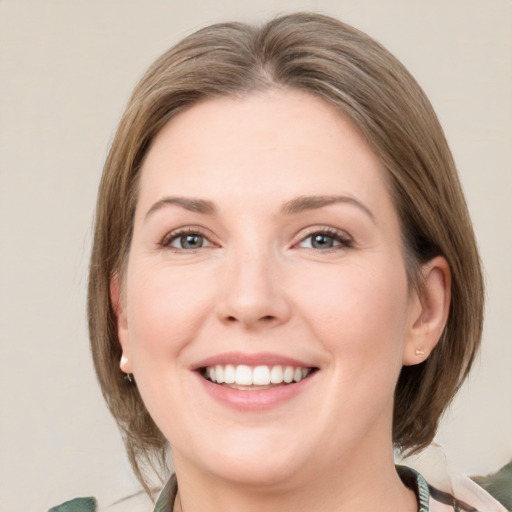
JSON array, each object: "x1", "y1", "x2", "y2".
[{"x1": 200, "y1": 364, "x2": 317, "y2": 390}]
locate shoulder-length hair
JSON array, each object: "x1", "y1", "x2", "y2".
[{"x1": 88, "y1": 12, "x2": 484, "y2": 492}]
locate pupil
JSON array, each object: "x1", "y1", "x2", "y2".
[
  {"x1": 313, "y1": 234, "x2": 333, "y2": 248},
  {"x1": 182, "y1": 234, "x2": 202, "y2": 249}
]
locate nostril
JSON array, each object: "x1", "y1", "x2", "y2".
[{"x1": 224, "y1": 314, "x2": 275, "y2": 323}]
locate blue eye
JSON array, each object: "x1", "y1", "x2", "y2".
[
  {"x1": 299, "y1": 230, "x2": 352, "y2": 250},
  {"x1": 173, "y1": 233, "x2": 204, "y2": 249},
  {"x1": 164, "y1": 231, "x2": 212, "y2": 250},
  {"x1": 310, "y1": 233, "x2": 337, "y2": 249}
]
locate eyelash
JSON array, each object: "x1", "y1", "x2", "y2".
[
  {"x1": 160, "y1": 227, "x2": 215, "y2": 252},
  {"x1": 160, "y1": 226, "x2": 353, "y2": 252},
  {"x1": 296, "y1": 227, "x2": 353, "y2": 251}
]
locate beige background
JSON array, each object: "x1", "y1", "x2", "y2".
[{"x1": 0, "y1": 1, "x2": 511, "y2": 511}]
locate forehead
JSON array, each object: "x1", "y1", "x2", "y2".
[{"x1": 138, "y1": 89, "x2": 391, "y2": 215}]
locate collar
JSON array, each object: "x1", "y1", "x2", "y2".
[
  {"x1": 396, "y1": 465, "x2": 431, "y2": 512},
  {"x1": 153, "y1": 473, "x2": 177, "y2": 512},
  {"x1": 152, "y1": 466, "x2": 431, "y2": 512}
]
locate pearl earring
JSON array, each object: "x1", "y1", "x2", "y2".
[
  {"x1": 120, "y1": 355, "x2": 129, "y2": 370},
  {"x1": 120, "y1": 355, "x2": 134, "y2": 382}
]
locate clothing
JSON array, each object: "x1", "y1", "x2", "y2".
[{"x1": 48, "y1": 465, "x2": 507, "y2": 512}]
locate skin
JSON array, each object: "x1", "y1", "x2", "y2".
[{"x1": 114, "y1": 89, "x2": 450, "y2": 512}]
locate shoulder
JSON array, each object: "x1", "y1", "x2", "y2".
[
  {"x1": 397, "y1": 464, "x2": 509, "y2": 512},
  {"x1": 98, "y1": 490, "x2": 156, "y2": 511},
  {"x1": 48, "y1": 490, "x2": 156, "y2": 512},
  {"x1": 48, "y1": 497, "x2": 97, "y2": 512},
  {"x1": 48, "y1": 476, "x2": 175, "y2": 512},
  {"x1": 428, "y1": 474, "x2": 509, "y2": 512},
  {"x1": 448, "y1": 473, "x2": 510, "y2": 512}
]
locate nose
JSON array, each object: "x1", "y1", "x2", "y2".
[{"x1": 217, "y1": 244, "x2": 291, "y2": 329}]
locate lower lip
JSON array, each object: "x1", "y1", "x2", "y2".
[{"x1": 194, "y1": 372, "x2": 316, "y2": 411}]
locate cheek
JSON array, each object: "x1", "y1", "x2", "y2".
[
  {"x1": 297, "y1": 261, "x2": 410, "y2": 434},
  {"x1": 123, "y1": 263, "x2": 217, "y2": 435},
  {"x1": 125, "y1": 263, "x2": 214, "y2": 361},
  {"x1": 296, "y1": 260, "x2": 410, "y2": 368}
]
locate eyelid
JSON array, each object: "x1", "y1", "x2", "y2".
[
  {"x1": 160, "y1": 226, "x2": 219, "y2": 250},
  {"x1": 158, "y1": 224, "x2": 352, "y2": 251},
  {"x1": 293, "y1": 225, "x2": 353, "y2": 249}
]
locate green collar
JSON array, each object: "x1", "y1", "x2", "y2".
[
  {"x1": 48, "y1": 465, "x2": 431, "y2": 511},
  {"x1": 153, "y1": 466, "x2": 430, "y2": 512}
]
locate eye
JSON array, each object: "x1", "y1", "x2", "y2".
[
  {"x1": 298, "y1": 229, "x2": 352, "y2": 250},
  {"x1": 162, "y1": 229, "x2": 214, "y2": 251}
]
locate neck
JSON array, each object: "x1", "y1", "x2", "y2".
[{"x1": 172, "y1": 449, "x2": 417, "y2": 512}]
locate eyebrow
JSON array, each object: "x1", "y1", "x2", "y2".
[
  {"x1": 281, "y1": 195, "x2": 375, "y2": 221},
  {"x1": 144, "y1": 196, "x2": 216, "y2": 220},
  {"x1": 144, "y1": 194, "x2": 374, "y2": 221}
]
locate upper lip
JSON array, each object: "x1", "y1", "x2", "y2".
[{"x1": 190, "y1": 352, "x2": 317, "y2": 370}]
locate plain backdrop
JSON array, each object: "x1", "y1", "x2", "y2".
[{"x1": 0, "y1": 1, "x2": 511, "y2": 511}]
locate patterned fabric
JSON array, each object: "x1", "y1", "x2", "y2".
[
  {"x1": 150, "y1": 469, "x2": 437, "y2": 511},
  {"x1": 49, "y1": 466, "x2": 435, "y2": 511},
  {"x1": 49, "y1": 461, "x2": 512, "y2": 511},
  {"x1": 396, "y1": 466, "x2": 431, "y2": 511}
]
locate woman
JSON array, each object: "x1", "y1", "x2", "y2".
[{"x1": 51, "y1": 12, "x2": 505, "y2": 512}]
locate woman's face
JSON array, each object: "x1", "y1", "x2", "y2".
[{"x1": 116, "y1": 90, "x2": 423, "y2": 486}]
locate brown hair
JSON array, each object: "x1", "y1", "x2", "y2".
[{"x1": 88, "y1": 12, "x2": 484, "y2": 491}]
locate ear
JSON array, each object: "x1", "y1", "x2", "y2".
[
  {"x1": 110, "y1": 273, "x2": 133, "y2": 373},
  {"x1": 403, "y1": 256, "x2": 451, "y2": 366}
]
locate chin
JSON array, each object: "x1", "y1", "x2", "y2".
[
  {"x1": 207, "y1": 454, "x2": 306, "y2": 489},
  {"x1": 173, "y1": 426, "x2": 314, "y2": 488}
]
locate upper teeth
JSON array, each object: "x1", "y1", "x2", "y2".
[{"x1": 205, "y1": 364, "x2": 311, "y2": 386}]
